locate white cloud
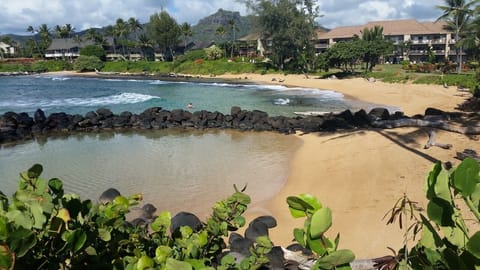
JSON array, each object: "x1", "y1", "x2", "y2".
[{"x1": 0, "y1": 0, "x2": 446, "y2": 35}]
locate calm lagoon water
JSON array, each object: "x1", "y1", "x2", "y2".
[{"x1": 0, "y1": 74, "x2": 367, "y2": 215}]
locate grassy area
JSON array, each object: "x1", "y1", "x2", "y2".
[{"x1": 1, "y1": 57, "x2": 477, "y2": 90}]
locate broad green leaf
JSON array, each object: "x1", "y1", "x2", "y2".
[
  {"x1": 180, "y1": 226, "x2": 193, "y2": 238},
  {"x1": 220, "y1": 254, "x2": 235, "y2": 266},
  {"x1": 256, "y1": 235, "x2": 273, "y2": 249},
  {"x1": 287, "y1": 196, "x2": 312, "y2": 217},
  {"x1": 155, "y1": 245, "x2": 171, "y2": 264},
  {"x1": 294, "y1": 228, "x2": 305, "y2": 247},
  {"x1": 85, "y1": 246, "x2": 97, "y2": 255},
  {"x1": 8, "y1": 228, "x2": 36, "y2": 257},
  {"x1": 306, "y1": 234, "x2": 326, "y2": 256},
  {"x1": 310, "y1": 207, "x2": 332, "y2": 239},
  {"x1": 425, "y1": 162, "x2": 442, "y2": 199},
  {"x1": 453, "y1": 158, "x2": 480, "y2": 197},
  {"x1": 232, "y1": 192, "x2": 251, "y2": 205},
  {"x1": 48, "y1": 178, "x2": 63, "y2": 194},
  {"x1": 151, "y1": 211, "x2": 171, "y2": 232},
  {"x1": 427, "y1": 199, "x2": 454, "y2": 226},
  {"x1": 137, "y1": 255, "x2": 154, "y2": 270},
  {"x1": 30, "y1": 202, "x2": 46, "y2": 229},
  {"x1": 467, "y1": 231, "x2": 480, "y2": 259},
  {"x1": 67, "y1": 230, "x2": 87, "y2": 253},
  {"x1": 315, "y1": 249, "x2": 355, "y2": 269},
  {"x1": 434, "y1": 169, "x2": 452, "y2": 203},
  {"x1": 443, "y1": 226, "x2": 468, "y2": 249},
  {"x1": 166, "y1": 258, "x2": 193, "y2": 270},
  {"x1": 233, "y1": 215, "x2": 246, "y2": 227},
  {"x1": 98, "y1": 228, "x2": 111, "y2": 241},
  {"x1": 27, "y1": 164, "x2": 43, "y2": 178},
  {"x1": 6, "y1": 210, "x2": 33, "y2": 229},
  {"x1": 419, "y1": 214, "x2": 445, "y2": 252},
  {"x1": 298, "y1": 194, "x2": 323, "y2": 211}
]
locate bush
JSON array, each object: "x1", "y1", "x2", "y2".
[
  {"x1": 74, "y1": 55, "x2": 104, "y2": 72},
  {"x1": 0, "y1": 164, "x2": 355, "y2": 269},
  {"x1": 205, "y1": 46, "x2": 223, "y2": 60},
  {"x1": 80, "y1": 45, "x2": 106, "y2": 61},
  {"x1": 385, "y1": 158, "x2": 480, "y2": 269}
]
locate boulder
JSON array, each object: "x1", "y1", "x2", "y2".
[
  {"x1": 96, "y1": 108, "x2": 113, "y2": 118},
  {"x1": 368, "y1": 107, "x2": 390, "y2": 121},
  {"x1": 34, "y1": 109, "x2": 46, "y2": 123},
  {"x1": 231, "y1": 106, "x2": 242, "y2": 117}
]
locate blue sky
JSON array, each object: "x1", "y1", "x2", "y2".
[{"x1": 0, "y1": 0, "x2": 444, "y2": 35}]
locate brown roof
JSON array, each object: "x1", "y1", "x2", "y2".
[{"x1": 318, "y1": 19, "x2": 449, "y2": 40}]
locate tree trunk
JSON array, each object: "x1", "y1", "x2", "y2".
[{"x1": 371, "y1": 118, "x2": 480, "y2": 135}]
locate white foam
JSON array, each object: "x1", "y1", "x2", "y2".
[
  {"x1": 51, "y1": 77, "x2": 71, "y2": 81},
  {"x1": 0, "y1": 93, "x2": 160, "y2": 109},
  {"x1": 273, "y1": 98, "x2": 291, "y2": 105},
  {"x1": 63, "y1": 93, "x2": 160, "y2": 106}
]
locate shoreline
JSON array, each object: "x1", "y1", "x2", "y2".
[{"x1": 33, "y1": 71, "x2": 478, "y2": 258}]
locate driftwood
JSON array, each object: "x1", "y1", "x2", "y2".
[
  {"x1": 281, "y1": 247, "x2": 378, "y2": 270},
  {"x1": 456, "y1": 149, "x2": 480, "y2": 162},
  {"x1": 371, "y1": 118, "x2": 480, "y2": 135},
  {"x1": 424, "y1": 130, "x2": 452, "y2": 149}
]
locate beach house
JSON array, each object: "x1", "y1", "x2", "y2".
[{"x1": 0, "y1": 41, "x2": 15, "y2": 58}]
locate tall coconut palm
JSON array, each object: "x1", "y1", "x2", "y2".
[
  {"x1": 228, "y1": 19, "x2": 239, "y2": 58},
  {"x1": 55, "y1": 24, "x2": 75, "y2": 60},
  {"x1": 105, "y1": 25, "x2": 117, "y2": 55},
  {"x1": 26, "y1": 25, "x2": 41, "y2": 57},
  {"x1": 436, "y1": 0, "x2": 479, "y2": 73},
  {"x1": 138, "y1": 33, "x2": 153, "y2": 60},
  {"x1": 128, "y1": 17, "x2": 143, "y2": 58},
  {"x1": 180, "y1": 22, "x2": 193, "y2": 51},
  {"x1": 215, "y1": 26, "x2": 227, "y2": 58},
  {"x1": 114, "y1": 18, "x2": 129, "y2": 57}
]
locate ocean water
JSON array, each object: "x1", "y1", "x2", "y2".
[
  {"x1": 0, "y1": 74, "x2": 370, "y2": 216},
  {"x1": 0, "y1": 74, "x2": 366, "y2": 116}
]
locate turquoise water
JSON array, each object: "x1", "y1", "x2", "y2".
[
  {"x1": 0, "y1": 129, "x2": 300, "y2": 217},
  {"x1": 0, "y1": 74, "x2": 371, "y2": 215},
  {"x1": 0, "y1": 74, "x2": 365, "y2": 116}
]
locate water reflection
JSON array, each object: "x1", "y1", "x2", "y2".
[{"x1": 0, "y1": 129, "x2": 301, "y2": 218}]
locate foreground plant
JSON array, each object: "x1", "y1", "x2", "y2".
[
  {"x1": 386, "y1": 158, "x2": 480, "y2": 269},
  {"x1": 286, "y1": 194, "x2": 355, "y2": 269}
]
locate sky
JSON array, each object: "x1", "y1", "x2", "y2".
[{"x1": 0, "y1": 0, "x2": 445, "y2": 36}]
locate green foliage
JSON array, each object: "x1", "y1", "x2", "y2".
[
  {"x1": 247, "y1": 0, "x2": 319, "y2": 71},
  {"x1": 102, "y1": 61, "x2": 172, "y2": 73},
  {"x1": 205, "y1": 45, "x2": 224, "y2": 60},
  {"x1": 80, "y1": 45, "x2": 107, "y2": 61},
  {"x1": 389, "y1": 158, "x2": 480, "y2": 269},
  {"x1": 0, "y1": 164, "x2": 293, "y2": 269},
  {"x1": 74, "y1": 55, "x2": 105, "y2": 72},
  {"x1": 287, "y1": 194, "x2": 355, "y2": 269},
  {"x1": 147, "y1": 10, "x2": 181, "y2": 61}
]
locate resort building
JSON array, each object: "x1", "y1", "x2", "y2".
[
  {"x1": 238, "y1": 19, "x2": 460, "y2": 64},
  {"x1": 315, "y1": 19, "x2": 458, "y2": 64},
  {"x1": 0, "y1": 41, "x2": 15, "y2": 58}
]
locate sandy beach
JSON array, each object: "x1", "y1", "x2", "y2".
[
  {"x1": 222, "y1": 73, "x2": 476, "y2": 258},
  {"x1": 50, "y1": 71, "x2": 476, "y2": 258}
]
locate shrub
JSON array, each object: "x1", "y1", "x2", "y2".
[
  {"x1": 385, "y1": 158, "x2": 480, "y2": 269},
  {"x1": 80, "y1": 45, "x2": 106, "y2": 61},
  {"x1": 205, "y1": 46, "x2": 223, "y2": 60},
  {"x1": 74, "y1": 55, "x2": 104, "y2": 72},
  {"x1": 0, "y1": 164, "x2": 355, "y2": 269}
]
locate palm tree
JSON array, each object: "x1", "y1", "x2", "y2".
[
  {"x1": 114, "y1": 18, "x2": 129, "y2": 58},
  {"x1": 127, "y1": 17, "x2": 143, "y2": 59},
  {"x1": 180, "y1": 22, "x2": 193, "y2": 52},
  {"x1": 436, "y1": 0, "x2": 479, "y2": 73},
  {"x1": 228, "y1": 19, "x2": 239, "y2": 58},
  {"x1": 216, "y1": 26, "x2": 227, "y2": 58},
  {"x1": 55, "y1": 24, "x2": 75, "y2": 60},
  {"x1": 105, "y1": 25, "x2": 117, "y2": 55},
  {"x1": 26, "y1": 25, "x2": 42, "y2": 57},
  {"x1": 138, "y1": 33, "x2": 153, "y2": 60}
]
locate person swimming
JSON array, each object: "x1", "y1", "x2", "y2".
[{"x1": 187, "y1": 103, "x2": 193, "y2": 109}]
